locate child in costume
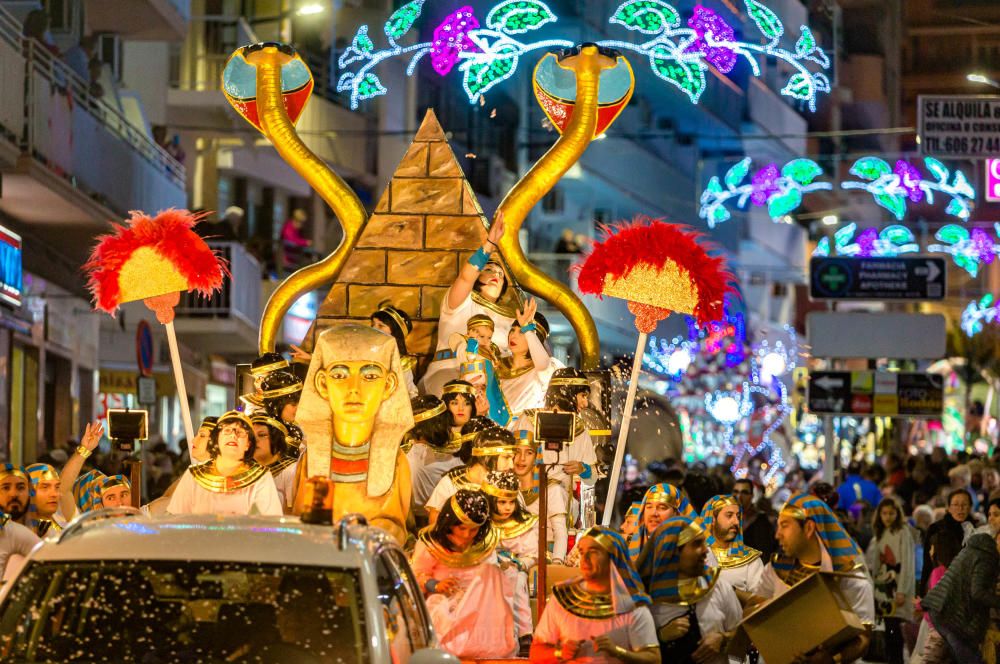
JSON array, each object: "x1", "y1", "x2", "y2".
[
  {"x1": 167, "y1": 410, "x2": 283, "y2": 516},
  {"x1": 512, "y1": 429, "x2": 569, "y2": 563},
  {"x1": 370, "y1": 302, "x2": 418, "y2": 397},
  {"x1": 410, "y1": 489, "x2": 517, "y2": 659},
  {"x1": 498, "y1": 298, "x2": 554, "y2": 417},
  {"x1": 621, "y1": 502, "x2": 642, "y2": 539},
  {"x1": 425, "y1": 426, "x2": 515, "y2": 524},
  {"x1": 412, "y1": 416, "x2": 493, "y2": 517},
  {"x1": 483, "y1": 469, "x2": 538, "y2": 651},
  {"x1": 442, "y1": 380, "x2": 477, "y2": 438},
  {"x1": 251, "y1": 413, "x2": 300, "y2": 512}
]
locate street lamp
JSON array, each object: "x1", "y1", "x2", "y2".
[
  {"x1": 822, "y1": 214, "x2": 839, "y2": 226},
  {"x1": 968, "y1": 73, "x2": 1000, "y2": 89},
  {"x1": 296, "y1": 2, "x2": 325, "y2": 16}
]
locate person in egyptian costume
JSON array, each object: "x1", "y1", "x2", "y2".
[
  {"x1": 404, "y1": 396, "x2": 458, "y2": 481},
  {"x1": 425, "y1": 425, "x2": 515, "y2": 524},
  {"x1": 410, "y1": 488, "x2": 517, "y2": 659},
  {"x1": 259, "y1": 369, "x2": 306, "y2": 450},
  {"x1": 532, "y1": 526, "x2": 660, "y2": 663},
  {"x1": 70, "y1": 469, "x2": 133, "y2": 515},
  {"x1": 240, "y1": 351, "x2": 291, "y2": 411},
  {"x1": 622, "y1": 502, "x2": 641, "y2": 539},
  {"x1": 26, "y1": 463, "x2": 64, "y2": 536},
  {"x1": 250, "y1": 413, "x2": 300, "y2": 512},
  {"x1": 757, "y1": 492, "x2": 875, "y2": 664},
  {"x1": 512, "y1": 428, "x2": 569, "y2": 562},
  {"x1": 370, "y1": 302, "x2": 419, "y2": 398},
  {"x1": 628, "y1": 483, "x2": 697, "y2": 561},
  {"x1": 700, "y1": 494, "x2": 764, "y2": 597},
  {"x1": 168, "y1": 410, "x2": 283, "y2": 516},
  {"x1": 497, "y1": 304, "x2": 554, "y2": 417},
  {"x1": 637, "y1": 516, "x2": 743, "y2": 664},
  {"x1": 293, "y1": 323, "x2": 414, "y2": 543},
  {"x1": 484, "y1": 469, "x2": 538, "y2": 647}
]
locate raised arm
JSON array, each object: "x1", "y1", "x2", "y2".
[
  {"x1": 447, "y1": 212, "x2": 505, "y2": 310},
  {"x1": 517, "y1": 298, "x2": 551, "y2": 371},
  {"x1": 58, "y1": 421, "x2": 103, "y2": 520}
]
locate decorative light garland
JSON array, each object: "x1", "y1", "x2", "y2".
[
  {"x1": 335, "y1": 0, "x2": 831, "y2": 111},
  {"x1": 812, "y1": 223, "x2": 919, "y2": 258},
  {"x1": 927, "y1": 224, "x2": 1000, "y2": 277},
  {"x1": 962, "y1": 294, "x2": 1000, "y2": 337},
  {"x1": 699, "y1": 155, "x2": 975, "y2": 226}
]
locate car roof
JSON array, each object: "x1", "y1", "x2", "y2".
[{"x1": 30, "y1": 513, "x2": 397, "y2": 567}]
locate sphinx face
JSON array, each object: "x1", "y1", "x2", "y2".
[{"x1": 315, "y1": 360, "x2": 397, "y2": 425}]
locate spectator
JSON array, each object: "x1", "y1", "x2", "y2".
[
  {"x1": 22, "y1": 10, "x2": 58, "y2": 56},
  {"x1": 62, "y1": 35, "x2": 97, "y2": 82},
  {"x1": 733, "y1": 478, "x2": 775, "y2": 561},
  {"x1": 920, "y1": 488, "x2": 974, "y2": 595},
  {"x1": 866, "y1": 497, "x2": 915, "y2": 664},
  {"x1": 553, "y1": 228, "x2": 579, "y2": 254},
  {"x1": 837, "y1": 461, "x2": 882, "y2": 511},
  {"x1": 281, "y1": 209, "x2": 312, "y2": 270},
  {"x1": 949, "y1": 464, "x2": 979, "y2": 511}
]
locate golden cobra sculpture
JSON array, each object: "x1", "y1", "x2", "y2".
[
  {"x1": 227, "y1": 45, "x2": 369, "y2": 354},
  {"x1": 497, "y1": 45, "x2": 622, "y2": 370}
]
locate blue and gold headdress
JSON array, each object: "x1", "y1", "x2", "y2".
[
  {"x1": 26, "y1": 463, "x2": 59, "y2": 535},
  {"x1": 554, "y1": 526, "x2": 650, "y2": 618},
  {"x1": 700, "y1": 494, "x2": 761, "y2": 569},
  {"x1": 72, "y1": 470, "x2": 131, "y2": 513},
  {"x1": 773, "y1": 492, "x2": 864, "y2": 581},
  {"x1": 636, "y1": 516, "x2": 718, "y2": 605},
  {"x1": 628, "y1": 483, "x2": 697, "y2": 560}
]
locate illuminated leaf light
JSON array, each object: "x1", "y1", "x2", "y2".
[
  {"x1": 927, "y1": 224, "x2": 1000, "y2": 277},
  {"x1": 962, "y1": 294, "x2": 1000, "y2": 337},
  {"x1": 699, "y1": 157, "x2": 831, "y2": 228},
  {"x1": 336, "y1": 0, "x2": 831, "y2": 111},
  {"x1": 812, "y1": 222, "x2": 919, "y2": 258},
  {"x1": 841, "y1": 156, "x2": 974, "y2": 222},
  {"x1": 701, "y1": 155, "x2": 975, "y2": 226}
]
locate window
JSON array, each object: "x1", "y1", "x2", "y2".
[
  {"x1": 375, "y1": 549, "x2": 432, "y2": 659},
  {"x1": 0, "y1": 560, "x2": 368, "y2": 663}
]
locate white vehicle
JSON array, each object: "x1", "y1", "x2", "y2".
[{"x1": 0, "y1": 509, "x2": 458, "y2": 664}]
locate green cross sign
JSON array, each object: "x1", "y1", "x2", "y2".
[{"x1": 818, "y1": 264, "x2": 848, "y2": 292}]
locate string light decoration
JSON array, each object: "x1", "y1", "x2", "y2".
[
  {"x1": 700, "y1": 155, "x2": 975, "y2": 226},
  {"x1": 699, "y1": 158, "x2": 830, "y2": 228},
  {"x1": 812, "y1": 223, "x2": 919, "y2": 258},
  {"x1": 962, "y1": 294, "x2": 1000, "y2": 337},
  {"x1": 927, "y1": 224, "x2": 1000, "y2": 277},
  {"x1": 644, "y1": 302, "x2": 748, "y2": 379},
  {"x1": 335, "y1": 0, "x2": 832, "y2": 110},
  {"x1": 841, "y1": 156, "x2": 974, "y2": 222}
]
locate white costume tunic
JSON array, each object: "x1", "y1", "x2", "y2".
[
  {"x1": 166, "y1": 467, "x2": 283, "y2": 516},
  {"x1": 410, "y1": 538, "x2": 517, "y2": 658},
  {"x1": 524, "y1": 480, "x2": 569, "y2": 561},
  {"x1": 500, "y1": 331, "x2": 555, "y2": 415},
  {"x1": 756, "y1": 543, "x2": 876, "y2": 625},
  {"x1": 420, "y1": 287, "x2": 515, "y2": 396},
  {"x1": 534, "y1": 578, "x2": 658, "y2": 663},
  {"x1": 268, "y1": 458, "x2": 299, "y2": 510},
  {"x1": 649, "y1": 579, "x2": 743, "y2": 664},
  {"x1": 425, "y1": 468, "x2": 472, "y2": 513},
  {"x1": 413, "y1": 457, "x2": 463, "y2": 510},
  {"x1": 706, "y1": 548, "x2": 765, "y2": 594},
  {"x1": 496, "y1": 519, "x2": 539, "y2": 639}
]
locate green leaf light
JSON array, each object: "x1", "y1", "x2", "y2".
[
  {"x1": 781, "y1": 158, "x2": 822, "y2": 185},
  {"x1": 650, "y1": 46, "x2": 707, "y2": 102},
  {"x1": 486, "y1": 0, "x2": 556, "y2": 34},
  {"x1": 744, "y1": 0, "x2": 784, "y2": 41},
  {"x1": 610, "y1": 0, "x2": 681, "y2": 34},
  {"x1": 768, "y1": 189, "x2": 802, "y2": 218},
  {"x1": 725, "y1": 158, "x2": 751, "y2": 189},
  {"x1": 384, "y1": 0, "x2": 425, "y2": 40}
]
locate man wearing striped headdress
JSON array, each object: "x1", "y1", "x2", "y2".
[
  {"x1": 700, "y1": 494, "x2": 764, "y2": 597},
  {"x1": 757, "y1": 492, "x2": 875, "y2": 663},
  {"x1": 26, "y1": 463, "x2": 64, "y2": 536},
  {"x1": 0, "y1": 463, "x2": 30, "y2": 525}
]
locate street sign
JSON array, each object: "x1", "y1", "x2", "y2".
[
  {"x1": 808, "y1": 371, "x2": 943, "y2": 417},
  {"x1": 137, "y1": 376, "x2": 157, "y2": 405},
  {"x1": 809, "y1": 257, "x2": 945, "y2": 300},
  {"x1": 806, "y1": 312, "x2": 946, "y2": 359},
  {"x1": 918, "y1": 95, "x2": 1000, "y2": 157},
  {"x1": 136, "y1": 320, "x2": 154, "y2": 377}
]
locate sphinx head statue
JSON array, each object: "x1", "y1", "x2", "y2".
[{"x1": 295, "y1": 323, "x2": 414, "y2": 496}]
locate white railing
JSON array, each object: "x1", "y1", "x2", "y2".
[{"x1": 175, "y1": 241, "x2": 262, "y2": 328}]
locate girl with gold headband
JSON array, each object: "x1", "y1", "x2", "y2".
[
  {"x1": 442, "y1": 379, "x2": 478, "y2": 436},
  {"x1": 411, "y1": 488, "x2": 517, "y2": 659},
  {"x1": 167, "y1": 411, "x2": 283, "y2": 516},
  {"x1": 370, "y1": 302, "x2": 419, "y2": 397},
  {"x1": 414, "y1": 416, "x2": 493, "y2": 519},
  {"x1": 511, "y1": 429, "x2": 569, "y2": 562},
  {"x1": 636, "y1": 516, "x2": 743, "y2": 664},
  {"x1": 484, "y1": 469, "x2": 538, "y2": 651},
  {"x1": 699, "y1": 494, "x2": 764, "y2": 597},
  {"x1": 425, "y1": 426, "x2": 515, "y2": 525},
  {"x1": 421, "y1": 214, "x2": 516, "y2": 397},
  {"x1": 26, "y1": 463, "x2": 63, "y2": 536},
  {"x1": 532, "y1": 526, "x2": 660, "y2": 663},
  {"x1": 628, "y1": 484, "x2": 697, "y2": 561},
  {"x1": 498, "y1": 298, "x2": 555, "y2": 416},
  {"x1": 405, "y1": 395, "x2": 456, "y2": 480},
  {"x1": 250, "y1": 413, "x2": 300, "y2": 512}
]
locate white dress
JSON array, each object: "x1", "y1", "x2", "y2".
[
  {"x1": 270, "y1": 459, "x2": 299, "y2": 510},
  {"x1": 706, "y1": 548, "x2": 765, "y2": 594},
  {"x1": 524, "y1": 480, "x2": 569, "y2": 562},
  {"x1": 166, "y1": 470, "x2": 284, "y2": 516},
  {"x1": 534, "y1": 590, "x2": 659, "y2": 663},
  {"x1": 420, "y1": 287, "x2": 515, "y2": 396},
  {"x1": 413, "y1": 457, "x2": 463, "y2": 509},
  {"x1": 496, "y1": 522, "x2": 539, "y2": 639},
  {"x1": 425, "y1": 473, "x2": 461, "y2": 512},
  {"x1": 500, "y1": 331, "x2": 555, "y2": 416},
  {"x1": 410, "y1": 540, "x2": 517, "y2": 658},
  {"x1": 650, "y1": 580, "x2": 743, "y2": 664}
]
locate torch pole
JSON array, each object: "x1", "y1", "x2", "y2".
[
  {"x1": 164, "y1": 320, "x2": 195, "y2": 451},
  {"x1": 601, "y1": 331, "x2": 647, "y2": 526},
  {"x1": 537, "y1": 460, "x2": 548, "y2": 613}
]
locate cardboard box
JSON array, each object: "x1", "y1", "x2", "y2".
[{"x1": 731, "y1": 571, "x2": 866, "y2": 664}]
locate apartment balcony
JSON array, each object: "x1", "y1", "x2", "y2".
[
  {"x1": 173, "y1": 241, "x2": 263, "y2": 356},
  {"x1": 85, "y1": 0, "x2": 190, "y2": 41},
  {"x1": 0, "y1": 8, "x2": 185, "y2": 263}
]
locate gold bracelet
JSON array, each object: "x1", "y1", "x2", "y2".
[
  {"x1": 613, "y1": 645, "x2": 629, "y2": 659},
  {"x1": 76, "y1": 445, "x2": 92, "y2": 459},
  {"x1": 553, "y1": 645, "x2": 562, "y2": 661}
]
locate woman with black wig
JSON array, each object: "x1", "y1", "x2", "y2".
[
  {"x1": 371, "y1": 302, "x2": 418, "y2": 397},
  {"x1": 405, "y1": 396, "x2": 457, "y2": 478},
  {"x1": 410, "y1": 488, "x2": 517, "y2": 658},
  {"x1": 250, "y1": 413, "x2": 299, "y2": 512},
  {"x1": 167, "y1": 411, "x2": 282, "y2": 516},
  {"x1": 442, "y1": 379, "x2": 478, "y2": 436},
  {"x1": 425, "y1": 425, "x2": 516, "y2": 524}
]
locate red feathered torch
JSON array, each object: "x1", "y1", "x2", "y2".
[
  {"x1": 85, "y1": 209, "x2": 227, "y2": 448},
  {"x1": 576, "y1": 217, "x2": 736, "y2": 524}
]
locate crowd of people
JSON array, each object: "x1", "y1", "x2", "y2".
[{"x1": 4, "y1": 211, "x2": 1000, "y2": 663}]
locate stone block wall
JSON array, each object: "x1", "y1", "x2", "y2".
[{"x1": 311, "y1": 110, "x2": 488, "y2": 366}]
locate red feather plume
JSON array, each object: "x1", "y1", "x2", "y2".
[
  {"x1": 576, "y1": 217, "x2": 737, "y2": 331},
  {"x1": 84, "y1": 209, "x2": 228, "y2": 314}
]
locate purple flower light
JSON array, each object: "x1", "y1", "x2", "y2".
[
  {"x1": 855, "y1": 228, "x2": 878, "y2": 258},
  {"x1": 750, "y1": 163, "x2": 780, "y2": 206},
  {"x1": 971, "y1": 229, "x2": 996, "y2": 265},
  {"x1": 430, "y1": 6, "x2": 481, "y2": 76},
  {"x1": 685, "y1": 5, "x2": 737, "y2": 74},
  {"x1": 893, "y1": 160, "x2": 924, "y2": 203}
]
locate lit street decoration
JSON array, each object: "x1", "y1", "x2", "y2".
[
  {"x1": 962, "y1": 294, "x2": 1000, "y2": 337},
  {"x1": 841, "y1": 156, "x2": 974, "y2": 222},
  {"x1": 812, "y1": 223, "x2": 919, "y2": 258},
  {"x1": 927, "y1": 224, "x2": 1000, "y2": 277},
  {"x1": 336, "y1": 0, "x2": 832, "y2": 110}
]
